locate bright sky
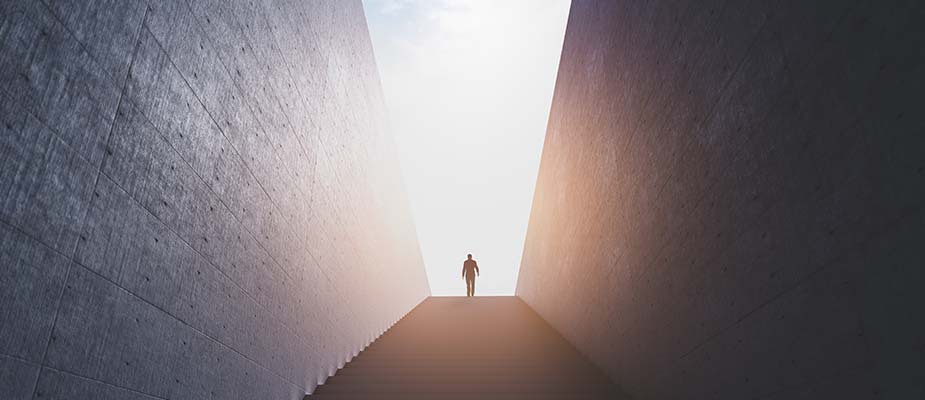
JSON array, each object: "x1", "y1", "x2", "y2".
[{"x1": 362, "y1": 0, "x2": 571, "y2": 295}]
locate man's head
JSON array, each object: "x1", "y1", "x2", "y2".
[{"x1": 467, "y1": 254, "x2": 472, "y2": 260}]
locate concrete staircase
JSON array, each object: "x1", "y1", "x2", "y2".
[{"x1": 306, "y1": 296, "x2": 626, "y2": 399}]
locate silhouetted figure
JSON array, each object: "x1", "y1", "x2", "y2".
[{"x1": 462, "y1": 254, "x2": 479, "y2": 297}]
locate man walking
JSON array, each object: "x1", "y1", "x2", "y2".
[{"x1": 462, "y1": 254, "x2": 479, "y2": 297}]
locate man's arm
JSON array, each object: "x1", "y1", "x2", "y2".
[
  {"x1": 475, "y1": 262, "x2": 479, "y2": 276},
  {"x1": 462, "y1": 263, "x2": 466, "y2": 279}
]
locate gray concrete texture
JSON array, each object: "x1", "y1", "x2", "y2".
[
  {"x1": 0, "y1": 1, "x2": 429, "y2": 399},
  {"x1": 517, "y1": 0, "x2": 924, "y2": 399}
]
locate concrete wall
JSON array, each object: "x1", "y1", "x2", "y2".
[
  {"x1": 0, "y1": 1, "x2": 428, "y2": 399},
  {"x1": 517, "y1": 1, "x2": 924, "y2": 398}
]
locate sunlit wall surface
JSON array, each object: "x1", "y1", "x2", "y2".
[
  {"x1": 363, "y1": 0, "x2": 571, "y2": 295},
  {"x1": 0, "y1": 1, "x2": 427, "y2": 398}
]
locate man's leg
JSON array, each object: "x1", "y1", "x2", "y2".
[{"x1": 466, "y1": 277, "x2": 473, "y2": 297}]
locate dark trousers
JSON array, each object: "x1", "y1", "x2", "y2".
[{"x1": 465, "y1": 275, "x2": 476, "y2": 297}]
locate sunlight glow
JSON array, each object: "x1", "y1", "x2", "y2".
[{"x1": 363, "y1": 0, "x2": 571, "y2": 295}]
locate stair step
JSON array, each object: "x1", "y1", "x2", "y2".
[
  {"x1": 335, "y1": 366, "x2": 603, "y2": 377},
  {"x1": 304, "y1": 297, "x2": 627, "y2": 399},
  {"x1": 341, "y1": 359, "x2": 598, "y2": 370},
  {"x1": 306, "y1": 395, "x2": 617, "y2": 400},
  {"x1": 313, "y1": 382, "x2": 618, "y2": 394},
  {"x1": 323, "y1": 374, "x2": 611, "y2": 385}
]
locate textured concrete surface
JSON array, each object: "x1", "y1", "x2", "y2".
[
  {"x1": 307, "y1": 296, "x2": 626, "y2": 399},
  {"x1": 0, "y1": 1, "x2": 428, "y2": 399},
  {"x1": 518, "y1": 1, "x2": 925, "y2": 399}
]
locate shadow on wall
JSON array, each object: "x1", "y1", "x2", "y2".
[{"x1": 518, "y1": 0, "x2": 925, "y2": 399}]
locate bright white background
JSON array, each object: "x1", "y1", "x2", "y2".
[{"x1": 362, "y1": 0, "x2": 571, "y2": 295}]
